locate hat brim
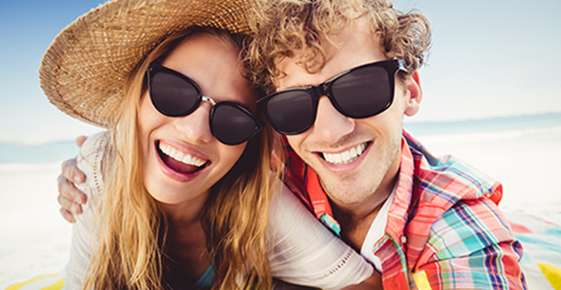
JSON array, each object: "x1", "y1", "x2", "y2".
[{"x1": 39, "y1": 0, "x2": 251, "y2": 127}]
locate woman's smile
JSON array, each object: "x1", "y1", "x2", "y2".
[{"x1": 155, "y1": 139, "x2": 211, "y2": 182}]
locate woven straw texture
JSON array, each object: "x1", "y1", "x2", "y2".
[{"x1": 39, "y1": 0, "x2": 251, "y2": 128}]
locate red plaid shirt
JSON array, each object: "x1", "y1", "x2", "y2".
[{"x1": 284, "y1": 131, "x2": 526, "y2": 289}]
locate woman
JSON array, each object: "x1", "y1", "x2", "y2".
[{"x1": 41, "y1": 0, "x2": 378, "y2": 289}]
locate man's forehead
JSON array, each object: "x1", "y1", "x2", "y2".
[{"x1": 274, "y1": 16, "x2": 385, "y2": 90}]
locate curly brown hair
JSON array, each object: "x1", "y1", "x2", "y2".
[{"x1": 247, "y1": 0, "x2": 432, "y2": 92}]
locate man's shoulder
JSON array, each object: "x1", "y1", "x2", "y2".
[
  {"x1": 426, "y1": 197, "x2": 516, "y2": 258},
  {"x1": 406, "y1": 133, "x2": 503, "y2": 207},
  {"x1": 404, "y1": 133, "x2": 511, "y2": 258}
]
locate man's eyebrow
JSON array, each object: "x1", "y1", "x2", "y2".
[
  {"x1": 278, "y1": 77, "x2": 327, "y2": 91},
  {"x1": 279, "y1": 83, "x2": 314, "y2": 90},
  {"x1": 277, "y1": 64, "x2": 350, "y2": 91}
]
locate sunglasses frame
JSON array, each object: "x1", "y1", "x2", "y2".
[
  {"x1": 258, "y1": 59, "x2": 407, "y2": 135},
  {"x1": 147, "y1": 64, "x2": 263, "y2": 145}
]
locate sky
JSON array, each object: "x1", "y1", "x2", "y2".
[{"x1": 0, "y1": 0, "x2": 560, "y2": 143}]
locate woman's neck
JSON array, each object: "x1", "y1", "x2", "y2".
[
  {"x1": 163, "y1": 213, "x2": 211, "y2": 288},
  {"x1": 159, "y1": 192, "x2": 212, "y2": 287},
  {"x1": 158, "y1": 191, "x2": 208, "y2": 226}
]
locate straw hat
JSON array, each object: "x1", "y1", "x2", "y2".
[{"x1": 39, "y1": 0, "x2": 252, "y2": 127}]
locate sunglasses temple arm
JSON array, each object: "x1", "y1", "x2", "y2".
[{"x1": 397, "y1": 59, "x2": 408, "y2": 72}]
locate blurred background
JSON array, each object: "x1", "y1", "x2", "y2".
[{"x1": 1, "y1": 0, "x2": 560, "y2": 287}]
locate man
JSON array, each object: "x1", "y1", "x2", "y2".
[{"x1": 58, "y1": 0, "x2": 526, "y2": 288}]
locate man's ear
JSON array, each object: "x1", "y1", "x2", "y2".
[{"x1": 403, "y1": 70, "x2": 423, "y2": 117}]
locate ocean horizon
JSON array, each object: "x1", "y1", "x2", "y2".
[{"x1": 2, "y1": 112, "x2": 561, "y2": 165}]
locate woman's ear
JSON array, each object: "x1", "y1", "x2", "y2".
[{"x1": 403, "y1": 70, "x2": 423, "y2": 117}]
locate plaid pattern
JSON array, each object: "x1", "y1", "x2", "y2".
[{"x1": 285, "y1": 131, "x2": 526, "y2": 289}]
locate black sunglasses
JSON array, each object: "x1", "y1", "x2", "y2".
[
  {"x1": 258, "y1": 59, "x2": 407, "y2": 135},
  {"x1": 147, "y1": 64, "x2": 262, "y2": 145}
]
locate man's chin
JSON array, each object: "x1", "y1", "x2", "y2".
[
  {"x1": 324, "y1": 188, "x2": 372, "y2": 210},
  {"x1": 320, "y1": 175, "x2": 364, "y2": 197}
]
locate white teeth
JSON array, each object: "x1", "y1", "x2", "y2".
[
  {"x1": 322, "y1": 143, "x2": 367, "y2": 165},
  {"x1": 159, "y1": 143, "x2": 207, "y2": 167}
]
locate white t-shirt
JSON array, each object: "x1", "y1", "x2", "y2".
[{"x1": 360, "y1": 191, "x2": 395, "y2": 271}]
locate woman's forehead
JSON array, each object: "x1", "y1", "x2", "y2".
[{"x1": 163, "y1": 34, "x2": 255, "y2": 106}]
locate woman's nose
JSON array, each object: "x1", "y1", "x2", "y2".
[{"x1": 172, "y1": 103, "x2": 213, "y2": 144}]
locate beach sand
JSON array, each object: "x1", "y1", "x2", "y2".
[{"x1": 0, "y1": 164, "x2": 71, "y2": 286}]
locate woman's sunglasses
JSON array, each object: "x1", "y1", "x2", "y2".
[
  {"x1": 146, "y1": 64, "x2": 262, "y2": 145},
  {"x1": 258, "y1": 59, "x2": 407, "y2": 135}
]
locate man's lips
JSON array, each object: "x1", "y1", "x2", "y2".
[
  {"x1": 314, "y1": 141, "x2": 372, "y2": 163},
  {"x1": 313, "y1": 141, "x2": 373, "y2": 171}
]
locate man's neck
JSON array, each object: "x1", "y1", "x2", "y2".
[{"x1": 331, "y1": 162, "x2": 400, "y2": 251}]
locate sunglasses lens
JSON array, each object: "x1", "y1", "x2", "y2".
[
  {"x1": 150, "y1": 69, "x2": 200, "y2": 117},
  {"x1": 212, "y1": 104, "x2": 260, "y2": 145},
  {"x1": 331, "y1": 65, "x2": 393, "y2": 118},
  {"x1": 266, "y1": 90, "x2": 315, "y2": 134}
]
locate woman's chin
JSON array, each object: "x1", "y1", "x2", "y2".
[{"x1": 144, "y1": 177, "x2": 203, "y2": 205}]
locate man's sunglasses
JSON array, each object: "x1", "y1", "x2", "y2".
[
  {"x1": 147, "y1": 64, "x2": 262, "y2": 145},
  {"x1": 258, "y1": 59, "x2": 407, "y2": 135}
]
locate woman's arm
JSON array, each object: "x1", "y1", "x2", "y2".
[{"x1": 267, "y1": 182, "x2": 380, "y2": 290}]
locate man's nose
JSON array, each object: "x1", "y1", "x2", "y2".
[{"x1": 311, "y1": 96, "x2": 355, "y2": 143}]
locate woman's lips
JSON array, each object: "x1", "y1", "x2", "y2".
[
  {"x1": 160, "y1": 153, "x2": 200, "y2": 174},
  {"x1": 155, "y1": 141, "x2": 209, "y2": 182}
]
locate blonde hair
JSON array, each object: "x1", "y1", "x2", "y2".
[
  {"x1": 83, "y1": 27, "x2": 276, "y2": 290},
  {"x1": 247, "y1": 0, "x2": 432, "y2": 91}
]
